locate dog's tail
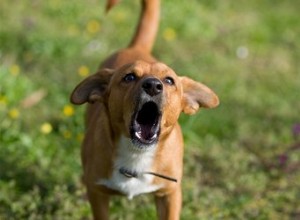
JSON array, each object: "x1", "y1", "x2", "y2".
[{"x1": 106, "y1": 0, "x2": 160, "y2": 53}]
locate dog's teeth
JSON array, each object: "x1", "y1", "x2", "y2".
[
  {"x1": 135, "y1": 131, "x2": 142, "y2": 139},
  {"x1": 151, "y1": 134, "x2": 157, "y2": 139},
  {"x1": 135, "y1": 130, "x2": 158, "y2": 143}
]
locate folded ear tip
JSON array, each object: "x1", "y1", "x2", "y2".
[
  {"x1": 70, "y1": 92, "x2": 86, "y2": 105},
  {"x1": 183, "y1": 107, "x2": 198, "y2": 115},
  {"x1": 70, "y1": 98, "x2": 83, "y2": 105},
  {"x1": 209, "y1": 95, "x2": 220, "y2": 108},
  {"x1": 88, "y1": 93, "x2": 102, "y2": 103},
  {"x1": 182, "y1": 101, "x2": 199, "y2": 115}
]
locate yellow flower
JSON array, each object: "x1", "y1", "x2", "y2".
[
  {"x1": 40, "y1": 122, "x2": 53, "y2": 134},
  {"x1": 8, "y1": 108, "x2": 19, "y2": 119},
  {"x1": 63, "y1": 105, "x2": 74, "y2": 117},
  {"x1": 163, "y1": 27, "x2": 177, "y2": 41},
  {"x1": 0, "y1": 95, "x2": 7, "y2": 106},
  {"x1": 9, "y1": 65, "x2": 20, "y2": 76},
  {"x1": 63, "y1": 130, "x2": 72, "y2": 139},
  {"x1": 86, "y1": 19, "x2": 101, "y2": 34},
  {"x1": 78, "y1": 65, "x2": 90, "y2": 77}
]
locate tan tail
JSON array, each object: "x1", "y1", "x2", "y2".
[{"x1": 106, "y1": 0, "x2": 160, "y2": 53}]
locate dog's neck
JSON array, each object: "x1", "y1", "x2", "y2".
[
  {"x1": 97, "y1": 135, "x2": 160, "y2": 199},
  {"x1": 97, "y1": 135, "x2": 177, "y2": 199},
  {"x1": 115, "y1": 136, "x2": 177, "y2": 182},
  {"x1": 116, "y1": 135, "x2": 157, "y2": 173}
]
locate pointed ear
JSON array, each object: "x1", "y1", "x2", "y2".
[
  {"x1": 70, "y1": 68, "x2": 113, "y2": 105},
  {"x1": 180, "y1": 76, "x2": 219, "y2": 115}
]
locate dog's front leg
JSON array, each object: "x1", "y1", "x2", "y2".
[
  {"x1": 87, "y1": 190, "x2": 110, "y2": 220},
  {"x1": 154, "y1": 187, "x2": 182, "y2": 220}
]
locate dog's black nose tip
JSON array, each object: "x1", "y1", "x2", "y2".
[{"x1": 142, "y1": 78, "x2": 163, "y2": 96}]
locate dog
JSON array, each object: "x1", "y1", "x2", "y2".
[{"x1": 70, "y1": 0, "x2": 219, "y2": 219}]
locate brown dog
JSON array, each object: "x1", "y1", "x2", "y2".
[{"x1": 70, "y1": 0, "x2": 219, "y2": 219}]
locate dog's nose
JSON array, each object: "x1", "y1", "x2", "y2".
[{"x1": 142, "y1": 78, "x2": 163, "y2": 96}]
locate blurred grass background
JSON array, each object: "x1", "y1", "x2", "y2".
[{"x1": 0, "y1": 0, "x2": 299, "y2": 219}]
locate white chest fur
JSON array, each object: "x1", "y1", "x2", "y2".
[{"x1": 97, "y1": 136, "x2": 163, "y2": 199}]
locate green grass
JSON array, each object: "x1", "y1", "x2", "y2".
[{"x1": 1, "y1": 0, "x2": 299, "y2": 219}]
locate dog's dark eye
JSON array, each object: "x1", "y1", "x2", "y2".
[
  {"x1": 123, "y1": 73, "x2": 136, "y2": 82},
  {"x1": 164, "y1": 77, "x2": 175, "y2": 85}
]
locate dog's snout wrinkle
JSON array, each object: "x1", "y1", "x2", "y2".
[{"x1": 142, "y1": 78, "x2": 163, "y2": 97}]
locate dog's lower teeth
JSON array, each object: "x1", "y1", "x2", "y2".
[
  {"x1": 135, "y1": 131, "x2": 157, "y2": 142},
  {"x1": 135, "y1": 131, "x2": 142, "y2": 139}
]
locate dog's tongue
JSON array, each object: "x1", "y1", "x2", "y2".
[
  {"x1": 140, "y1": 124, "x2": 157, "y2": 140},
  {"x1": 134, "y1": 122, "x2": 158, "y2": 142}
]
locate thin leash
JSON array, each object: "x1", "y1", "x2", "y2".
[{"x1": 119, "y1": 167, "x2": 177, "y2": 183}]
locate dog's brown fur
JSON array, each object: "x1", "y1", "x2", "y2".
[{"x1": 70, "y1": 0, "x2": 219, "y2": 219}]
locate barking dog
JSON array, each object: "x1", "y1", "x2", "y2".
[{"x1": 70, "y1": 0, "x2": 219, "y2": 219}]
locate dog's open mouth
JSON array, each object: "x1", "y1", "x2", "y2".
[{"x1": 131, "y1": 101, "x2": 161, "y2": 146}]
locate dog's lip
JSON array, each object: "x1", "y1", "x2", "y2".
[{"x1": 131, "y1": 101, "x2": 161, "y2": 146}]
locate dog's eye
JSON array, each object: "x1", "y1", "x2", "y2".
[
  {"x1": 164, "y1": 77, "x2": 175, "y2": 85},
  {"x1": 123, "y1": 73, "x2": 136, "y2": 82}
]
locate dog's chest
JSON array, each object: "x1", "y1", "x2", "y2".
[{"x1": 98, "y1": 137, "x2": 163, "y2": 199}]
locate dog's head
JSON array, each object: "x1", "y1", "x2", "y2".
[{"x1": 71, "y1": 60, "x2": 219, "y2": 148}]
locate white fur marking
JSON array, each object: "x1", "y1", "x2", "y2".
[{"x1": 97, "y1": 136, "x2": 163, "y2": 199}]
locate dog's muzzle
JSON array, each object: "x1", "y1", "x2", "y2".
[{"x1": 130, "y1": 78, "x2": 163, "y2": 146}]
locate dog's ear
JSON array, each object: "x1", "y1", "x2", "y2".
[
  {"x1": 70, "y1": 68, "x2": 113, "y2": 105},
  {"x1": 180, "y1": 76, "x2": 219, "y2": 115}
]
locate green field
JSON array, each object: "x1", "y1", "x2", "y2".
[{"x1": 0, "y1": 0, "x2": 299, "y2": 219}]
